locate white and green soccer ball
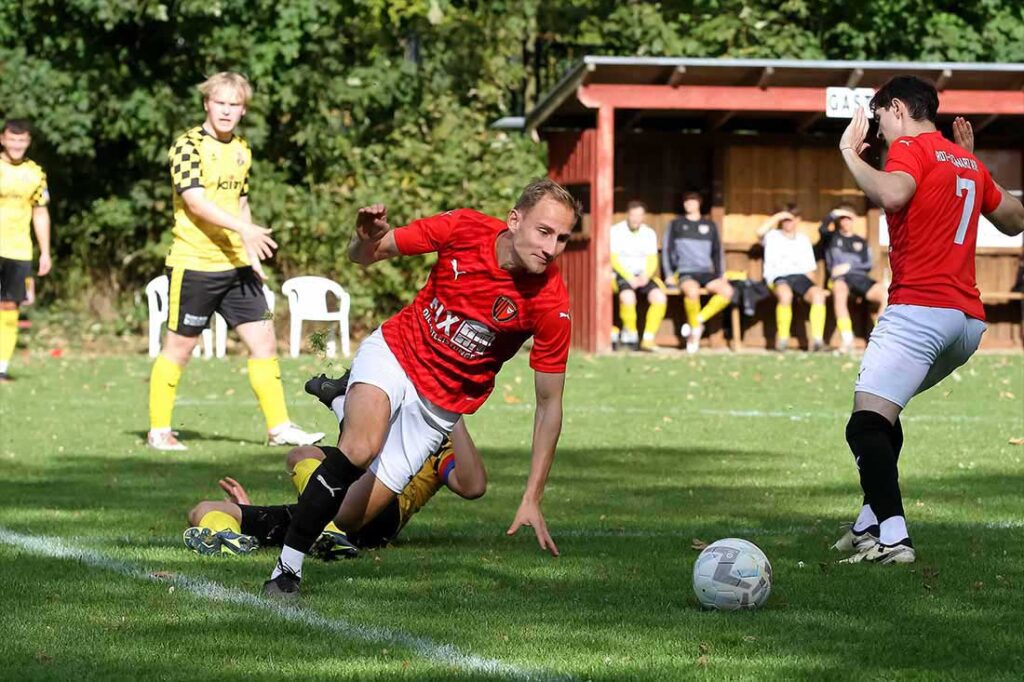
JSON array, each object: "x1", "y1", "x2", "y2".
[{"x1": 692, "y1": 538, "x2": 773, "y2": 610}]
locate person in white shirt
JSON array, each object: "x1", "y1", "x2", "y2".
[
  {"x1": 610, "y1": 201, "x2": 667, "y2": 350},
  {"x1": 756, "y1": 205, "x2": 828, "y2": 352}
]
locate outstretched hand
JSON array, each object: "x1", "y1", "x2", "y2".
[
  {"x1": 839, "y1": 107, "x2": 872, "y2": 156},
  {"x1": 953, "y1": 116, "x2": 974, "y2": 154},
  {"x1": 218, "y1": 477, "x2": 251, "y2": 505},
  {"x1": 506, "y1": 498, "x2": 560, "y2": 557},
  {"x1": 356, "y1": 204, "x2": 390, "y2": 241},
  {"x1": 240, "y1": 224, "x2": 277, "y2": 261}
]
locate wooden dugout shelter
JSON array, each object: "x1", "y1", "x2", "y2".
[{"x1": 522, "y1": 57, "x2": 1024, "y2": 352}]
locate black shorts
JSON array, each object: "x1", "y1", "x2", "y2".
[
  {"x1": 0, "y1": 257, "x2": 32, "y2": 303},
  {"x1": 166, "y1": 266, "x2": 269, "y2": 337},
  {"x1": 772, "y1": 274, "x2": 814, "y2": 298},
  {"x1": 833, "y1": 273, "x2": 876, "y2": 297},
  {"x1": 678, "y1": 272, "x2": 718, "y2": 287},
  {"x1": 613, "y1": 274, "x2": 666, "y2": 297},
  {"x1": 239, "y1": 504, "x2": 296, "y2": 548}
]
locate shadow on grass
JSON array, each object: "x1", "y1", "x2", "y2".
[
  {"x1": 125, "y1": 429, "x2": 266, "y2": 446},
  {"x1": 2, "y1": 445, "x2": 1023, "y2": 679}
]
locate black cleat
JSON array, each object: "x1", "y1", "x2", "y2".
[
  {"x1": 304, "y1": 371, "x2": 351, "y2": 409},
  {"x1": 310, "y1": 529, "x2": 360, "y2": 561},
  {"x1": 263, "y1": 562, "x2": 302, "y2": 601}
]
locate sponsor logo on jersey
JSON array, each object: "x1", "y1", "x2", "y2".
[
  {"x1": 491, "y1": 295, "x2": 519, "y2": 323},
  {"x1": 423, "y1": 297, "x2": 495, "y2": 359},
  {"x1": 216, "y1": 176, "x2": 244, "y2": 191}
]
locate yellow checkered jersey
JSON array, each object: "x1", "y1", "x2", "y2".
[
  {"x1": 167, "y1": 126, "x2": 252, "y2": 271},
  {"x1": 0, "y1": 157, "x2": 48, "y2": 261}
]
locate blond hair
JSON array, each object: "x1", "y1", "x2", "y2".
[
  {"x1": 197, "y1": 72, "x2": 252, "y2": 104},
  {"x1": 514, "y1": 178, "x2": 582, "y2": 226}
]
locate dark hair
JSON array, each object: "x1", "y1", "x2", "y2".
[
  {"x1": 2, "y1": 119, "x2": 32, "y2": 135},
  {"x1": 514, "y1": 178, "x2": 582, "y2": 226},
  {"x1": 626, "y1": 200, "x2": 646, "y2": 211},
  {"x1": 682, "y1": 191, "x2": 702, "y2": 203},
  {"x1": 782, "y1": 202, "x2": 801, "y2": 219},
  {"x1": 835, "y1": 202, "x2": 856, "y2": 213},
  {"x1": 870, "y1": 76, "x2": 939, "y2": 123}
]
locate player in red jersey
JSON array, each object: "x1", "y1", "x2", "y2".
[
  {"x1": 833, "y1": 76, "x2": 1024, "y2": 564},
  {"x1": 263, "y1": 178, "x2": 578, "y2": 599}
]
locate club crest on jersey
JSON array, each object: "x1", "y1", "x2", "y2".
[
  {"x1": 492, "y1": 296, "x2": 519, "y2": 323},
  {"x1": 236, "y1": 151, "x2": 246, "y2": 166}
]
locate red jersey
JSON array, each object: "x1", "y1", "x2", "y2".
[
  {"x1": 381, "y1": 208, "x2": 571, "y2": 414},
  {"x1": 883, "y1": 131, "x2": 1002, "y2": 320}
]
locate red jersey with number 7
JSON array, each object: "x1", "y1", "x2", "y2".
[
  {"x1": 380, "y1": 208, "x2": 571, "y2": 414},
  {"x1": 883, "y1": 131, "x2": 1002, "y2": 320}
]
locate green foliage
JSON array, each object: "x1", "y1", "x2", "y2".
[{"x1": 0, "y1": 0, "x2": 1020, "y2": 332}]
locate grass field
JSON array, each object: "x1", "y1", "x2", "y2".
[{"x1": 1, "y1": 349, "x2": 1022, "y2": 680}]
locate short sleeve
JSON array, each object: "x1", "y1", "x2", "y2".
[
  {"x1": 529, "y1": 306, "x2": 571, "y2": 373},
  {"x1": 393, "y1": 210, "x2": 459, "y2": 255},
  {"x1": 884, "y1": 137, "x2": 927, "y2": 185},
  {"x1": 979, "y1": 166, "x2": 1002, "y2": 214},
  {"x1": 31, "y1": 170, "x2": 49, "y2": 207},
  {"x1": 170, "y1": 137, "x2": 203, "y2": 194}
]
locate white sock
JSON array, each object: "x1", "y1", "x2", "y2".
[
  {"x1": 840, "y1": 330, "x2": 854, "y2": 344},
  {"x1": 149, "y1": 426, "x2": 171, "y2": 436},
  {"x1": 879, "y1": 516, "x2": 909, "y2": 545},
  {"x1": 0, "y1": 360, "x2": 8, "y2": 373},
  {"x1": 331, "y1": 396, "x2": 345, "y2": 422},
  {"x1": 272, "y1": 545, "x2": 306, "y2": 579},
  {"x1": 853, "y1": 504, "x2": 878, "y2": 532}
]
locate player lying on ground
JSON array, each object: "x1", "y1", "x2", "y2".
[
  {"x1": 183, "y1": 381, "x2": 486, "y2": 557},
  {"x1": 262, "y1": 179, "x2": 577, "y2": 599},
  {"x1": 834, "y1": 77, "x2": 1024, "y2": 564}
]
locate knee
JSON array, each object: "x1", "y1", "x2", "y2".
[
  {"x1": 776, "y1": 290, "x2": 792, "y2": 305},
  {"x1": 811, "y1": 289, "x2": 826, "y2": 305},
  {"x1": 188, "y1": 500, "x2": 217, "y2": 526},
  {"x1": 619, "y1": 290, "x2": 636, "y2": 306},
  {"x1": 286, "y1": 445, "x2": 324, "y2": 471},
  {"x1": 649, "y1": 290, "x2": 667, "y2": 306},
  {"x1": 720, "y1": 282, "x2": 734, "y2": 299},
  {"x1": 334, "y1": 435, "x2": 379, "y2": 469}
]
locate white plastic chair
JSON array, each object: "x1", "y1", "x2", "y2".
[
  {"x1": 145, "y1": 275, "x2": 213, "y2": 358},
  {"x1": 281, "y1": 276, "x2": 351, "y2": 358},
  {"x1": 212, "y1": 285, "x2": 277, "y2": 358}
]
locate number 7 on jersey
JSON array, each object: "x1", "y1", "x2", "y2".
[{"x1": 954, "y1": 176, "x2": 976, "y2": 245}]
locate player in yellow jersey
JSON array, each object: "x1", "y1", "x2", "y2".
[
  {"x1": 148, "y1": 72, "x2": 323, "y2": 450},
  {"x1": 0, "y1": 119, "x2": 51, "y2": 383}
]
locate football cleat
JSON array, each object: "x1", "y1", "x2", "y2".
[
  {"x1": 831, "y1": 524, "x2": 879, "y2": 552},
  {"x1": 639, "y1": 337, "x2": 659, "y2": 352},
  {"x1": 148, "y1": 429, "x2": 187, "y2": 451},
  {"x1": 310, "y1": 529, "x2": 359, "y2": 561},
  {"x1": 263, "y1": 562, "x2": 301, "y2": 601},
  {"x1": 0, "y1": 371, "x2": 13, "y2": 383},
  {"x1": 686, "y1": 324, "x2": 704, "y2": 354},
  {"x1": 775, "y1": 337, "x2": 789, "y2": 353},
  {"x1": 304, "y1": 371, "x2": 351, "y2": 410},
  {"x1": 810, "y1": 339, "x2": 828, "y2": 353},
  {"x1": 839, "y1": 539, "x2": 916, "y2": 565},
  {"x1": 267, "y1": 423, "x2": 325, "y2": 447},
  {"x1": 183, "y1": 527, "x2": 259, "y2": 556}
]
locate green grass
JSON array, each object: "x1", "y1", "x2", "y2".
[{"x1": 1, "y1": 350, "x2": 1023, "y2": 680}]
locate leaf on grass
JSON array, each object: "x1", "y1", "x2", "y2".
[
  {"x1": 742, "y1": 635, "x2": 758, "y2": 642},
  {"x1": 151, "y1": 571, "x2": 175, "y2": 579},
  {"x1": 691, "y1": 539, "x2": 708, "y2": 550},
  {"x1": 1008, "y1": 438, "x2": 1024, "y2": 446},
  {"x1": 698, "y1": 641, "x2": 711, "y2": 655},
  {"x1": 696, "y1": 655, "x2": 709, "y2": 668}
]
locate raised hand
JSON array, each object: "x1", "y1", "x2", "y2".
[
  {"x1": 356, "y1": 204, "x2": 390, "y2": 241},
  {"x1": 840, "y1": 107, "x2": 872, "y2": 156},
  {"x1": 953, "y1": 116, "x2": 974, "y2": 154}
]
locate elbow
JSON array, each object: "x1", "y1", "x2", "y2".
[
  {"x1": 460, "y1": 483, "x2": 487, "y2": 501},
  {"x1": 878, "y1": 189, "x2": 912, "y2": 214}
]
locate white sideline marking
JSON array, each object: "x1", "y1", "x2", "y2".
[{"x1": 0, "y1": 528, "x2": 570, "y2": 682}]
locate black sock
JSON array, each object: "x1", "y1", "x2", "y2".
[
  {"x1": 846, "y1": 410, "x2": 905, "y2": 523},
  {"x1": 348, "y1": 498, "x2": 402, "y2": 549},
  {"x1": 283, "y1": 448, "x2": 364, "y2": 554},
  {"x1": 891, "y1": 417, "x2": 904, "y2": 462}
]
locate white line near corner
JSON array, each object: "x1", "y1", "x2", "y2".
[{"x1": 0, "y1": 527, "x2": 572, "y2": 682}]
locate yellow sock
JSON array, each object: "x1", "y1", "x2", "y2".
[
  {"x1": 619, "y1": 302, "x2": 637, "y2": 334},
  {"x1": 699, "y1": 294, "x2": 730, "y2": 323},
  {"x1": 776, "y1": 304, "x2": 793, "y2": 339},
  {"x1": 810, "y1": 303, "x2": 826, "y2": 341},
  {"x1": 684, "y1": 298, "x2": 701, "y2": 328},
  {"x1": 643, "y1": 302, "x2": 666, "y2": 339},
  {"x1": 198, "y1": 510, "x2": 241, "y2": 534},
  {"x1": 0, "y1": 309, "x2": 18, "y2": 369},
  {"x1": 149, "y1": 355, "x2": 183, "y2": 430},
  {"x1": 290, "y1": 457, "x2": 343, "y2": 533},
  {"x1": 248, "y1": 357, "x2": 290, "y2": 432},
  {"x1": 837, "y1": 316, "x2": 853, "y2": 334}
]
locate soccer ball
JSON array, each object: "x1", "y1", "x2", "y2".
[{"x1": 692, "y1": 538, "x2": 773, "y2": 610}]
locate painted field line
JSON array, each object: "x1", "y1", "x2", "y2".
[{"x1": 0, "y1": 527, "x2": 572, "y2": 682}]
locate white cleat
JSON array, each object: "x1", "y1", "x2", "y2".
[
  {"x1": 839, "y1": 540, "x2": 916, "y2": 565},
  {"x1": 268, "y1": 423, "x2": 325, "y2": 447},
  {"x1": 831, "y1": 524, "x2": 879, "y2": 552},
  {"x1": 148, "y1": 429, "x2": 187, "y2": 451},
  {"x1": 686, "y1": 323, "x2": 704, "y2": 354}
]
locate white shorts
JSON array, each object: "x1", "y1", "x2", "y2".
[
  {"x1": 342, "y1": 328, "x2": 460, "y2": 494},
  {"x1": 855, "y1": 304, "x2": 986, "y2": 408}
]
